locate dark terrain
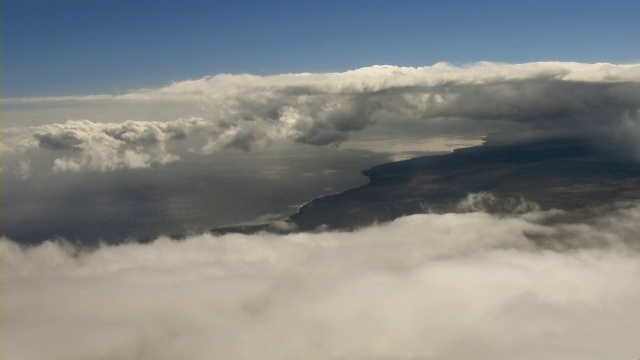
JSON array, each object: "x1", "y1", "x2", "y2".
[{"x1": 214, "y1": 137, "x2": 640, "y2": 234}]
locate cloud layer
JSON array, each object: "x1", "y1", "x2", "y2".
[
  {"x1": 4, "y1": 202, "x2": 640, "y2": 360},
  {"x1": 5, "y1": 62, "x2": 640, "y2": 360},
  {"x1": 4, "y1": 62, "x2": 640, "y2": 173}
]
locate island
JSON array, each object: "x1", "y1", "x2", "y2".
[{"x1": 214, "y1": 137, "x2": 640, "y2": 234}]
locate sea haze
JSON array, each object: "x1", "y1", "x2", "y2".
[
  {"x1": 2, "y1": 142, "x2": 392, "y2": 245},
  {"x1": 3, "y1": 62, "x2": 640, "y2": 359}
]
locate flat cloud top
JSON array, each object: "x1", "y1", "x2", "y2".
[
  {"x1": 7, "y1": 62, "x2": 640, "y2": 103},
  {"x1": 3, "y1": 61, "x2": 640, "y2": 175}
]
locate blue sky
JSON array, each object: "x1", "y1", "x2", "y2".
[{"x1": 3, "y1": 0, "x2": 639, "y2": 97}]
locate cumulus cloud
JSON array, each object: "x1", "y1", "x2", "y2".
[
  {"x1": 13, "y1": 160, "x2": 32, "y2": 179},
  {"x1": 14, "y1": 118, "x2": 207, "y2": 172},
  {"x1": 3, "y1": 62, "x2": 640, "y2": 172},
  {"x1": 3, "y1": 203, "x2": 640, "y2": 360}
]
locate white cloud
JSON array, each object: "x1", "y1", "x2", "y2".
[
  {"x1": 14, "y1": 160, "x2": 32, "y2": 179},
  {"x1": 3, "y1": 203, "x2": 640, "y2": 360},
  {"x1": 52, "y1": 157, "x2": 82, "y2": 172},
  {"x1": 3, "y1": 62, "x2": 640, "y2": 173},
  {"x1": 456, "y1": 192, "x2": 541, "y2": 213},
  {"x1": 16, "y1": 118, "x2": 204, "y2": 172}
]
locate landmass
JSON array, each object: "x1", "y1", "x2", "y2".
[{"x1": 213, "y1": 137, "x2": 640, "y2": 234}]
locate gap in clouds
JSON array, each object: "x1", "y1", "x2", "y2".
[
  {"x1": 2, "y1": 61, "x2": 640, "y2": 243},
  {"x1": 2, "y1": 62, "x2": 640, "y2": 360}
]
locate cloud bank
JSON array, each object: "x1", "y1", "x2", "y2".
[
  {"x1": 4, "y1": 62, "x2": 640, "y2": 173},
  {"x1": 4, "y1": 202, "x2": 640, "y2": 360}
]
